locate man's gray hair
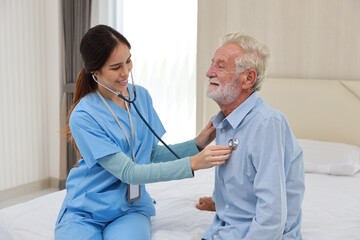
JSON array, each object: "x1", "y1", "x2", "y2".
[{"x1": 222, "y1": 33, "x2": 271, "y2": 92}]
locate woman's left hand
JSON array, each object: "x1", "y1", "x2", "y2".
[{"x1": 195, "y1": 118, "x2": 216, "y2": 149}]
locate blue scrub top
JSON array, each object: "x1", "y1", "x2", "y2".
[{"x1": 57, "y1": 84, "x2": 165, "y2": 223}]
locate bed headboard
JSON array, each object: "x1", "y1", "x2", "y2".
[{"x1": 258, "y1": 78, "x2": 360, "y2": 146}]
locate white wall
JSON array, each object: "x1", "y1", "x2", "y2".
[
  {"x1": 196, "y1": 0, "x2": 360, "y2": 133},
  {"x1": 0, "y1": 0, "x2": 61, "y2": 192},
  {"x1": 45, "y1": 0, "x2": 61, "y2": 184}
]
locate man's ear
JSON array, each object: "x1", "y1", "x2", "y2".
[{"x1": 243, "y1": 69, "x2": 257, "y2": 90}]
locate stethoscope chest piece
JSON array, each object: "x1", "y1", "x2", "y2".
[{"x1": 228, "y1": 138, "x2": 239, "y2": 150}]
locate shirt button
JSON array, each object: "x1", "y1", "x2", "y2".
[
  {"x1": 221, "y1": 128, "x2": 226, "y2": 132},
  {"x1": 225, "y1": 205, "x2": 229, "y2": 209},
  {"x1": 214, "y1": 235, "x2": 218, "y2": 239}
]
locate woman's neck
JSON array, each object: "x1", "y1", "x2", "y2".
[{"x1": 97, "y1": 87, "x2": 130, "y2": 110}]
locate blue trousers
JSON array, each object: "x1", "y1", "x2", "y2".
[{"x1": 55, "y1": 210, "x2": 151, "y2": 240}]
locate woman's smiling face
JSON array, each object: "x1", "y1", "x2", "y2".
[{"x1": 94, "y1": 42, "x2": 133, "y2": 94}]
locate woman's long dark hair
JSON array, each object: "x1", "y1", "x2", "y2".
[{"x1": 64, "y1": 25, "x2": 131, "y2": 153}]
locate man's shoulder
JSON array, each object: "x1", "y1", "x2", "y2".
[{"x1": 252, "y1": 97, "x2": 285, "y2": 122}]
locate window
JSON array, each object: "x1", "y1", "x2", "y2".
[{"x1": 110, "y1": 0, "x2": 198, "y2": 144}]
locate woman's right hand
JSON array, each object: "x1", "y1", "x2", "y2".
[{"x1": 190, "y1": 145, "x2": 231, "y2": 171}]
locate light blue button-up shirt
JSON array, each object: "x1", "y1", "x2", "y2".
[{"x1": 203, "y1": 93, "x2": 305, "y2": 240}]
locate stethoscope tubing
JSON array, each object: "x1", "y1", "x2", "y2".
[
  {"x1": 92, "y1": 73, "x2": 181, "y2": 159},
  {"x1": 131, "y1": 101, "x2": 181, "y2": 159}
]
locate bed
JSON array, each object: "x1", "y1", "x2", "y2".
[
  {"x1": 1, "y1": 78, "x2": 360, "y2": 239},
  {"x1": 0, "y1": 141, "x2": 360, "y2": 240}
]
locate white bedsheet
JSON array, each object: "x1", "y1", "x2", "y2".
[
  {"x1": 0, "y1": 169, "x2": 359, "y2": 240},
  {"x1": 301, "y1": 173, "x2": 360, "y2": 239}
]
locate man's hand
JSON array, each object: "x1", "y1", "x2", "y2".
[{"x1": 196, "y1": 197, "x2": 216, "y2": 211}]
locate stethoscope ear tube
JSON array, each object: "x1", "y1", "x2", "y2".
[
  {"x1": 92, "y1": 74, "x2": 137, "y2": 103},
  {"x1": 92, "y1": 72, "x2": 180, "y2": 159},
  {"x1": 117, "y1": 72, "x2": 137, "y2": 104}
]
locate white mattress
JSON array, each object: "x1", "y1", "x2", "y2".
[{"x1": 0, "y1": 169, "x2": 360, "y2": 240}]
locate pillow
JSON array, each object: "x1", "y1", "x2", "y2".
[{"x1": 298, "y1": 139, "x2": 360, "y2": 176}]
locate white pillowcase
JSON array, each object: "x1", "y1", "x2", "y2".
[{"x1": 298, "y1": 139, "x2": 360, "y2": 176}]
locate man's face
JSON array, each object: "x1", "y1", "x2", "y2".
[{"x1": 206, "y1": 43, "x2": 244, "y2": 105}]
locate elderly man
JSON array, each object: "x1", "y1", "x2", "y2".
[{"x1": 197, "y1": 33, "x2": 305, "y2": 240}]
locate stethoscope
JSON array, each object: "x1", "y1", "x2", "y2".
[
  {"x1": 228, "y1": 138, "x2": 238, "y2": 150},
  {"x1": 92, "y1": 72, "x2": 181, "y2": 159}
]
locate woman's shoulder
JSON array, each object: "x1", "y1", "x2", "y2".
[
  {"x1": 75, "y1": 93, "x2": 99, "y2": 110},
  {"x1": 134, "y1": 84, "x2": 150, "y2": 96},
  {"x1": 70, "y1": 93, "x2": 100, "y2": 119},
  {"x1": 134, "y1": 84, "x2": 154, "y2": 102}
]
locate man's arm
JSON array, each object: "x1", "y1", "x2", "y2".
[{"x1": 243, "y1": 117, "x2": 287, "y2": 239}]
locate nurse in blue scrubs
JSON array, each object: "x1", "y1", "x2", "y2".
[{"x1": 55, "y1": 25, "x2": 231, "y2": 240}]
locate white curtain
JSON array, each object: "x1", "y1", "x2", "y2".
[
  {"x1": 112, "y1": 0, "x2": 198, "y2": 144},
  {"x1": 0, "y1": 0, "x2": 61, "y2": 192}
]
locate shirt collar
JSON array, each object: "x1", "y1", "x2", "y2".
[{"x1": 212, "y1": 92, "x2": 259, "y2": 129}]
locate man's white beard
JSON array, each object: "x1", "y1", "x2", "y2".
[{"x1": 206, "y1": 77, "x2": 240, "y2": 105}]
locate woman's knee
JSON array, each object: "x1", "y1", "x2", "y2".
[
  {"x1": 103, "y1": 212, "x2": 151, "y2": 240},
  {"x1": 55, "y1": 211, "x2": 102, "y2": 240}
]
